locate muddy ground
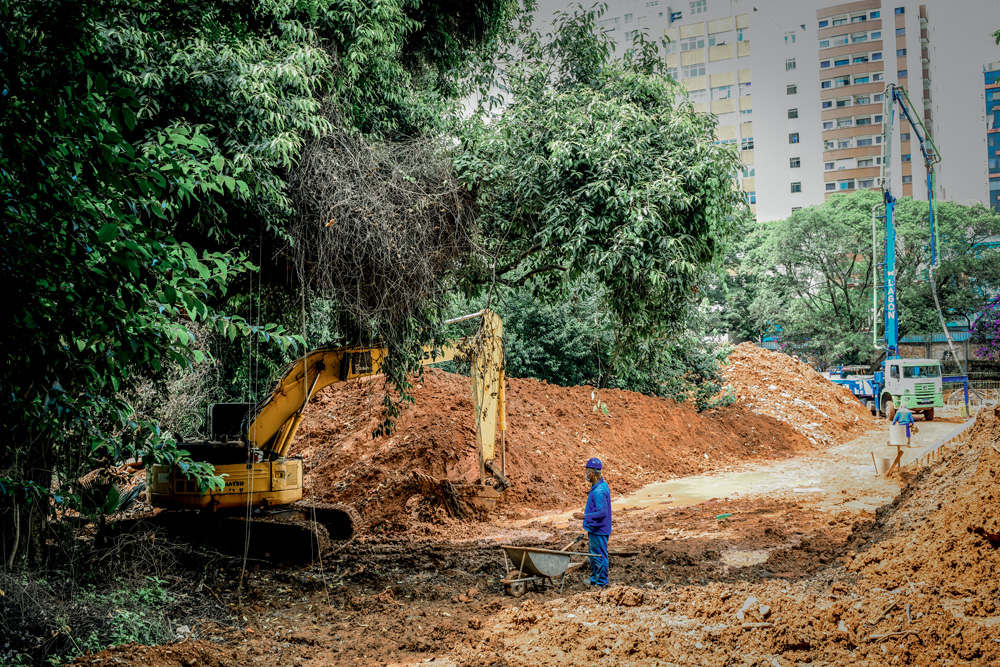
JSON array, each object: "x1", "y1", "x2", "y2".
[{"x1": 72, "y1": 408, "x2": 1000, "y2": 667}]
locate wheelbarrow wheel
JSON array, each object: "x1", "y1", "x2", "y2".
[{"x1": 505, "y1": 570, "x2": 526, "y2": 597}]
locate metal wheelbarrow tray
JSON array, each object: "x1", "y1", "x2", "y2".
[{"x1": 499, "y1": 545, "x2": 598, "y2": 596}]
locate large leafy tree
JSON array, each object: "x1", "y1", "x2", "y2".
[
  {"x1": 453, "y1": 7, "x2": 746, "y2": 353},
  {"x1": 0, "y1": 0, "x2": 520, "y2": 568},
  {"x1": 739, "y1": 191, "x2": 1000, "y2": 367}
]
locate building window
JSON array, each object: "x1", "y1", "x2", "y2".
[
  {"x1": 874, "y1": 93, "x2": 885, "y2": 102},
  {"x1": 822, "y1": 100, "x2": 833, "y2": 109},
  {"x1": 824, "y1": 162, "x2": 835, "y2": 170},
  {"x1": 681, "y1": 63, "x2": 706, "y2": 77},
  {"x1": 666, "y1": 67, "x2": 678, "y2": 79},
  {"x1": 896, "y1": 27, "x2": 905, "y2": 36},
  {"x1": 901, "y1": 154, "x2": 911, "y2": 162},
  {"x1": 855, "y1": 95, "x2": 870, "y2": 105},
  {"x1": 837, "y1": 119, "x2": 853, "y2": 128},
  {"x1": 858, "y1": 158, "x2": 874, "y2": 168},
  {"x1": 681, "y1": 36, "x2": 705, "y2": 51},
  {"x1": 873, "y1": 72, "x2": 884, "y2": 81},
  {"x1": 835, "y1": 58, "x2": 849, "y2": 67},
  {"x1": 742, "y1": 137, "x2": 754, "y2": 150},
  {"x1": 671, "y1": 11, "x2": 683, "y2": 20},
  {"x1": 840, "y1": 179, "x2": 855, "y2": 190},
  {"x1": 857, "y1": 137, "x2": 874, "y2": 146},
  {"x1": 898, "y1": 69, "x2": 908, "y2": 78},
  {"x1": 872, "y1": 52, "x2": 883, "y2": 60},
  {"x1": 742, "y1": 166, "x2": 755, "y2": 177},
  {"x1": 902, "y1": 175, "x2": 913, "y2": 184},
  {"x1": 625, "y1": 13, "x2": 633, "y2": 23},
  {"x1": 789, "y1": 133, "x2": 800, "y2": 144},
  {"x1": 818, "y1": 20, "x2": 829, "y2": 28},
  {"x1": 787, "y1": 84, "x2": 798, "y2": 94},
  {"x1": 851, "y1": 13, "x2": 867, "y2": 23},
  {"x1": 822, "y1": 80, "x2": 831, "y2": 89},
  {"x1": 791, "y1": 182, "x2": 802, "y2": 193},
  {"x1": 897, "y1": 48, "x2": 906, "y2": 57},
  {"x1": 788, "y1": 108, "x2": 798, "y2": 119},
  {"x1": 852, "y1": 32, "x2": 868, "y2": 44},
  {"x1": 823, "y1": 121, "x2": 834, "y2": 129},
  {"x1": 853, "y1": 76, "x2": 869, "y2": 84},
  {"x1": 838, "y1": 139, "x2": 851, "y2": 148},
  {"x1": 895, "y1": 7, "x2": 905, "y2": 14},
  {"x1": 820, "y1": 39, "x2": 830, "y2": 48},
  {"x1": 871, "y1": 11, "x2": 880, "y2": 18},
  {"x1": 837, "y1": 98, "x2": 850, "y2": 107},
  {"x1": 740, "y1": 108, "x2": 752, "y2": 116},
  {"x1": 856, "y1": 117, "x2": 872, "y2": 126},
  {"x1": 790, "y1": 157, "x2": 801, "y2": 168},
  {"x1": 712, "y1": 85, "x2": 732, "y2": 100},
  {"x1": 859, "y1": 179, "x2": 875, "y2": 188},
  {"x1": 739, "y1": 82, "x2": 752, "y2": 96},
  {"x1": 690, "y1": 0, "x2": 707, "y2": 14},
  {"x1": 747, "y1": 191, "x2": 757, "y2": 204},
  {"x1": 853, "y1": 55, "x2": 869, "y2": 64},
  {"x1": 874, "y1": 114, "x2": 883, "y2": 123},
  {"x1": 900, "y1": 132, "x2": 910, "y2": 141},
  {"x1": 786, "y1": 58, "x2": 797, "y2": 71},
  {"x1": 821, "y1": 60, "x2": 831, "y2": 68},
  {"x1": 826, "y1": 183, "x2": 837, "y2": 191},
  {"x1": 833, "y1": 18, "x2": 847, "y2": 26},
  {"x1": 785, "y1": 31, "x2": 796, "y2": 44},
  {"x1": 737, "y1": 28, "x2": 746, "y2": 41}
]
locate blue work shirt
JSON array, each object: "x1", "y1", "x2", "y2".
[
  {"x1": 893, "y1": 410, "x2": 914, "y2": 425},
  {"x1": 583, "y1": 478, "x2": 612, "y2": 536}
]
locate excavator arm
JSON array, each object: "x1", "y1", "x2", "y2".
[{"x1": 246, "y1": 309, "x2": 507, "y2": 487}]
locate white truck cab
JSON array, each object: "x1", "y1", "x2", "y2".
[{"x1": 882, "y1": 358, "x2": 944, "y2": 421}]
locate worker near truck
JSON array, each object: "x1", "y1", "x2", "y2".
[
  {"x1": 893, "y1": 405, "x2": 915, "y2": 445},
  {"x1": 572, "y1": 457, "x2": 612, "y2": 588}
]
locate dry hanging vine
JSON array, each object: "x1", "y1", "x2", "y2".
[{"x1": 287, "y1": 112, "x2": 478, "y2": 431}]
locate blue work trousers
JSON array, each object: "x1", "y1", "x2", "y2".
[{"x1": 588, "y1": 532, "x2": 609, "y2": 586}]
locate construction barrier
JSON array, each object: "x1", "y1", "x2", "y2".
[{"x1": 906, "y1": 409, "x2": 981, "y2": 470}]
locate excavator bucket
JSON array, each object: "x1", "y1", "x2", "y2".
[{"x1": 412, "y1": 472, "x2": 501, "y2": 521}]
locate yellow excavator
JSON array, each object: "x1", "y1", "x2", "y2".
[{"x1": 145, "y1": 310, "x2": 509, "y2": 559}]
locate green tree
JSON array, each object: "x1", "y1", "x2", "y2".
[
  {"x1": 0, "y1": 0, "x2": 521, "y2": 569},
  {"x1": 453, "y1": 6, "x2": 747, "y2": 357},
  {"x1": 740, "y1": 191, "x2": 1000, "y2": 367}
]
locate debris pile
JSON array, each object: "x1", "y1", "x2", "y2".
[
  {"x1": 722, "y1": 343, "x2": 878, "y2": 445},
  {"x1": 296, "y1": 369, "x2": 814, "y2": 529}
]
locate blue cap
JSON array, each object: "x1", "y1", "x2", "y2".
[{"x1": 585, "y1": 457, "x2": 603, "y2": 470}]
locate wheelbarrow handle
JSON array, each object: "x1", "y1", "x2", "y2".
[{"x1": 560, "y1": 533, "x2": 585, "y2": 551}]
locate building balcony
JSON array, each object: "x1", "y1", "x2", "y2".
[
  {"x1": 821, "y1": 102, "x2": 882, "y2": 121},
  {"x1": 823, "y1": 166, "x2": 881, "y2": 182},
  {"x1": 818, "y1": 18, "x2": 881, "y2": 41},
  {"x1": 820, "y1": 40, "x2": 883, "y2": 59}
]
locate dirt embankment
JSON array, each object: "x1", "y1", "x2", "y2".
[
  {"x1": 847, "y1": 408, "x2": 1000, "y2": 599},
  {"x1": 444, "y1": 410, "x2": 1000, "y2": 667},
  {"x1": 296, "y1": 369, "x2": 814, "y2": 529},
  {"x1": 722, "y1": 343, "x2": 879, "y2": 446}
]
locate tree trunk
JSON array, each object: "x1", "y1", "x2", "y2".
[{"x1": 0, "y1": 437, "x2": 53, "y2": 570}]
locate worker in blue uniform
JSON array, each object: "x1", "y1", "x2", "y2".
[
  {"x1": 892, "y1": 405, "x2": 915, "y2": 445},
  {"x1": 572, "y1": 457, "x2": 612, "y2": 587}
]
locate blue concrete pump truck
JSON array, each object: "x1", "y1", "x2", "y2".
[{"x1": 825, "y1": 84, "x2": 967, "y2": 422}]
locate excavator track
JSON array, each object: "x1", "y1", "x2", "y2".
[{"x1": 123, "y1": 502, "x2": 360, "y2": 563}]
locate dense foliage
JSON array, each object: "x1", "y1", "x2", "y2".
[
  {"x1": 0, "y1": 0, "x2": 518, "y2": 569},
  {"x1": 727, "y1": 191, "x2": 1000, "y2": 367},
  {"x1": 454, "y1": 8, "x2": 746, "y2": 348}
]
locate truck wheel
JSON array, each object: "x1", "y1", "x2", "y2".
[
  {"x1": 883, "y1": 397, "x2": 896, "y2": 421},
  {"x1": 924, "y1": 408, "x2": 934, "y2": 422}
]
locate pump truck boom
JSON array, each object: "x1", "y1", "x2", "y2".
[
  {"x1": 145, "y1": 309, "x2": 508, "y2": 558},
  {"x1": 827, "y1": 84, "x2": 946, "y2": 421}
]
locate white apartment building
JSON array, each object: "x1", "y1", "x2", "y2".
[{"x1": 536, "y1": 0, "x2": 1000, "y2": 221}]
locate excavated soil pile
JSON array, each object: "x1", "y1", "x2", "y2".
[
  {"x1": 722, "y1": 343, "x2": 878, "y2": 445},
  {"x1": 846, "y1": 409, "x2": 1000, "y2": 597},
  {"x1": 296, "y1": 369, "x2": 814, "y2": 529}
]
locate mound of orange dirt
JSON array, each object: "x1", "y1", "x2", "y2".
[
  {"x1": 295, "y1": 369, "x2": 814, "y2": 530},
  {"x1": 722, "y1": 343, "x2": 878, "y2": 445},
  {"x1": 847, "y1": 409, "x2": 1000, "y2": 598}
]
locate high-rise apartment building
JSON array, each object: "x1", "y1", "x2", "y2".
[
  {"x1": 987, "y1": 61, "x2": 1000, "y2": 212},
  {"x1": 535, "y1": 0, "x2": 1000, "y2": 221}
]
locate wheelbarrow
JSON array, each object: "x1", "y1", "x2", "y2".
[{"x1": 499, "y1": 543, "x2": 597, "y2": 596}]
